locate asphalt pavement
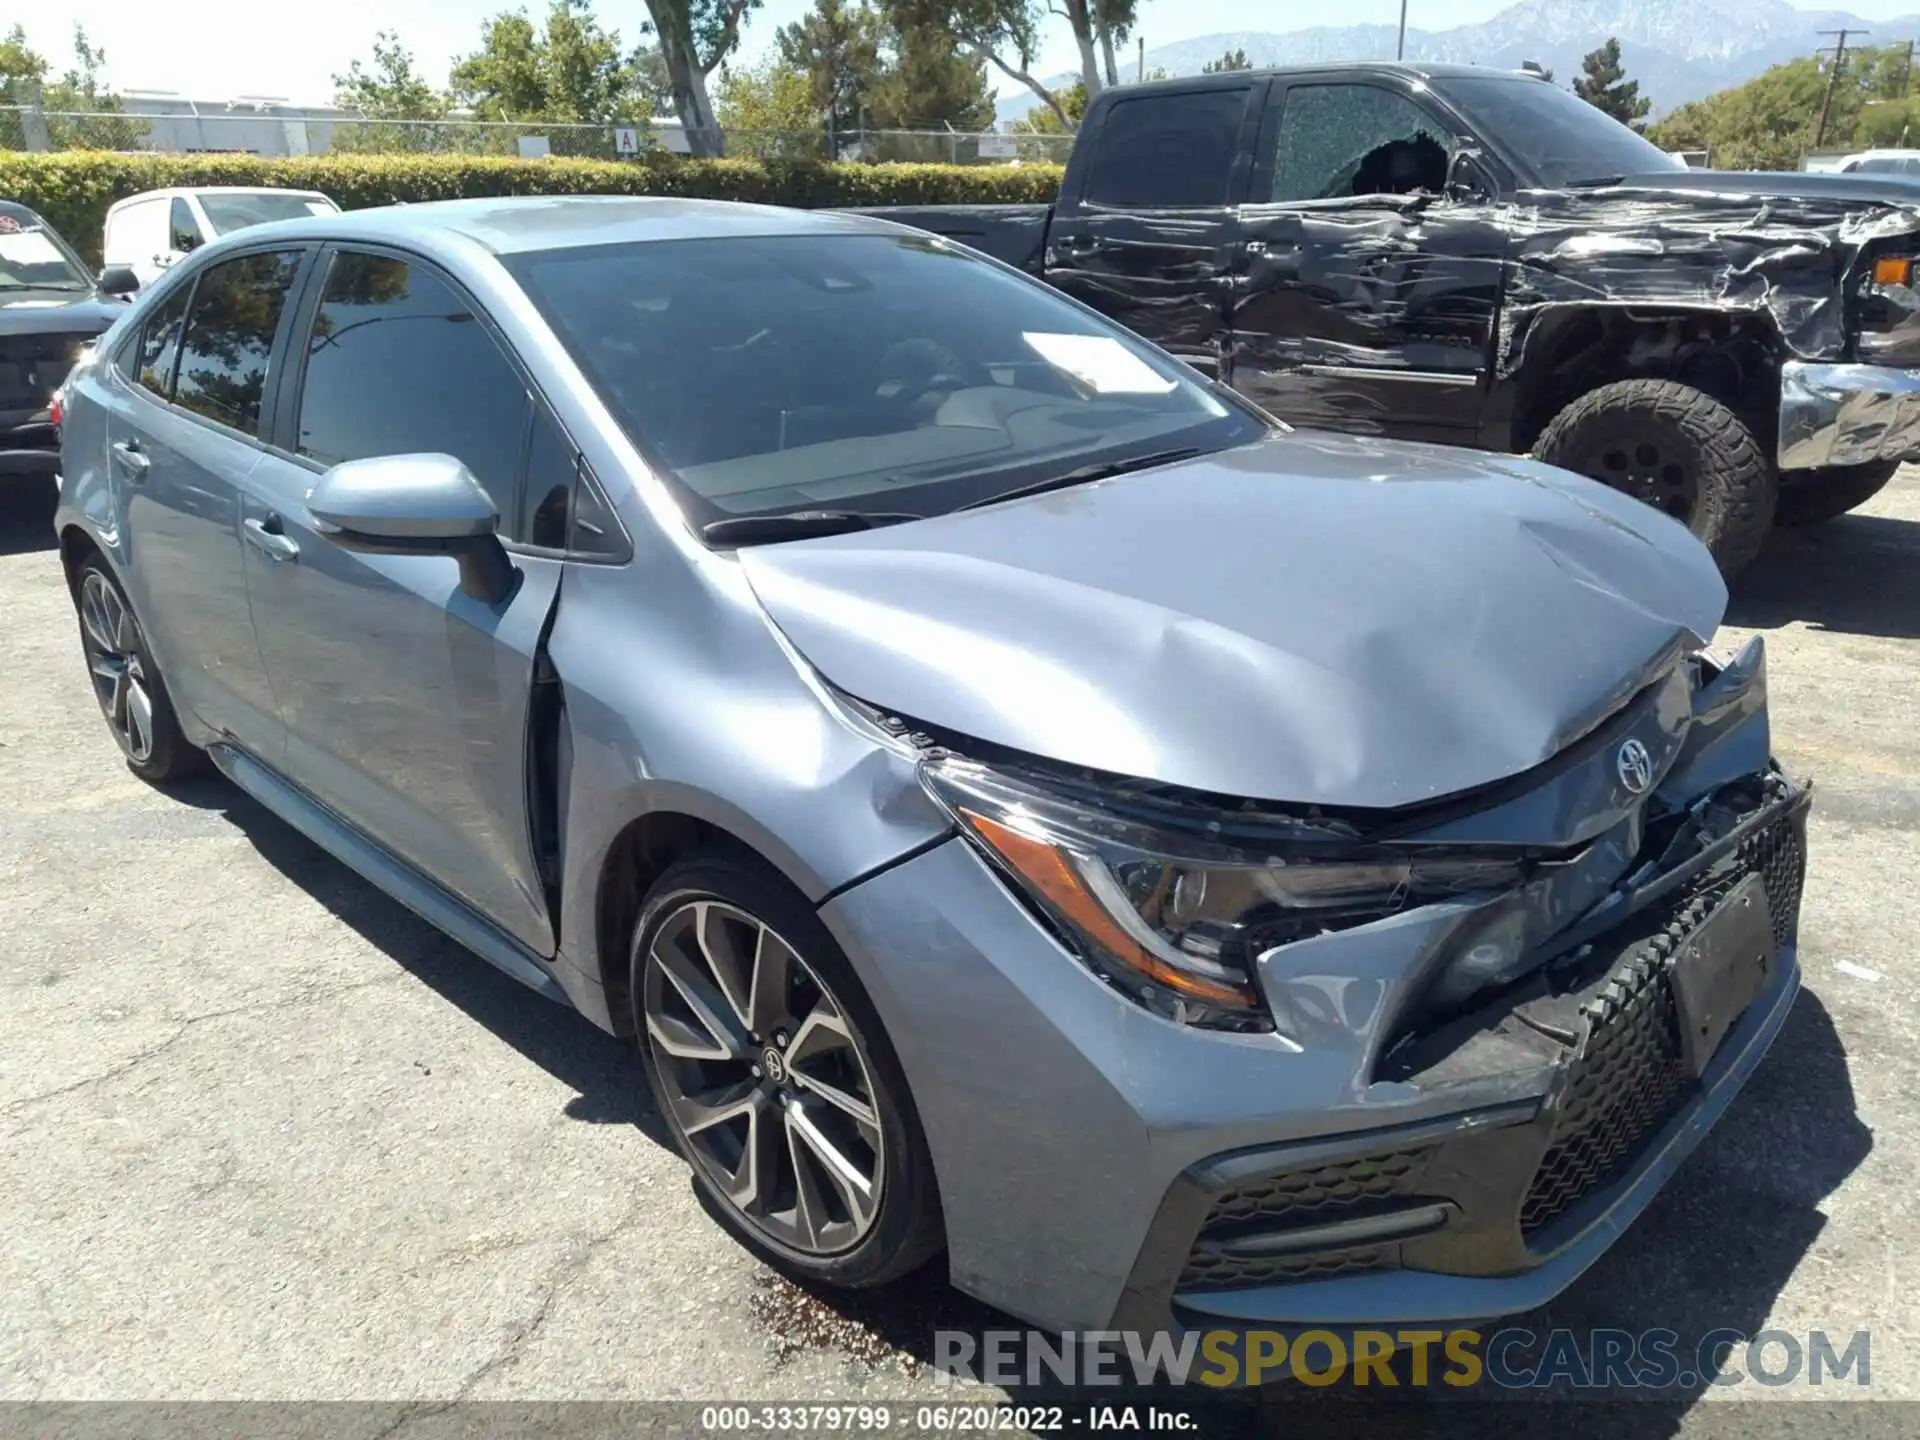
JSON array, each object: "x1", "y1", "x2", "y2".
[{"x1": 2, "y1": 472, "x2": 1917, "y2": 1431}]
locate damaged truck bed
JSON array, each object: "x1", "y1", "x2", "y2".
[{"x1": 861, "y1": 62, "x2": 1920, "y2": 575}]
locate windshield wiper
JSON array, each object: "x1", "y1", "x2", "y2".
[
  {"x1": 957, "y1": 447, "x2": 1203, "y2": 512},
  {"x1": 1562, "y1": 175, "x2": 1626, "y2": 189},
  {"x1": 701, "y1": 509, "x2": 922, "y2": 546}
]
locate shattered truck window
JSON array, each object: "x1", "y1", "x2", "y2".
[
  {"x1": 1435, "y1": 75, "x2": 1682, "y2": 188},
  {"x1": 1268, "y1": 84, "x2": 1454, "y2": 203}
]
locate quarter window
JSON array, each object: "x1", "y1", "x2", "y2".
[
  {"x1": 1084, "y1": 89, "x2": 1251, "y2": 209},
  {"x1": 172, "y1": 250, "x2": 303, "y2": 433},
  {"x1": 132, "y1": 281, "x2": 192, "y2": 399},
  {"x1": 521, "y1": 408, "x2": 574, "y2": 549},
  {"x1": 295, "y1": 251, "x2": 531, "y2": 524},
  {"x1": 169, "y1": 197, "x2": 200, "y2": 253},
  {"x1": 1267, "y1": 85, "x2": 1454, "y2": 203}
]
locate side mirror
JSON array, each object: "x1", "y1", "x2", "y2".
[
  {"x1": 307, "y1": 453, "x2": 518, "y2": 605},
  {"x1": 1445, "y1": 148, "x2": 1495, "y2": 203},
  {"x1": 96, "y1": 264, "x2": 139, "y2": 296}
]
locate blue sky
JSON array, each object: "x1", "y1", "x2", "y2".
[{"x1": 19, "y1": 0, "x2": 1920, "y2": 106}]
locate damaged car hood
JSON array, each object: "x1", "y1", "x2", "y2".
[{"x1": 739, "y1": 432, "x2": 1727, "y2": 810}]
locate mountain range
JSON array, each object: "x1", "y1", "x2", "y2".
[{"x1": 995, "y1": 0, "x2": 1920, "y2": 122}]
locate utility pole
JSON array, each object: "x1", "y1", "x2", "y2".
[
  {"x1": 1397, "y1": 0, "x2": 1409, "y2": 60},
  {"x1": 1901, "y1": 38, "x2": 1915, "y2": 99},
  {"x1": 1137, "y1": 37, "x2": 1144, "y2": 82},
  {"x1": 1814, "y1": 28, "x2": 1864, "y2": 148}
]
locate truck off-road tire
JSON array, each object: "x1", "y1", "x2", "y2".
[
  {"x1": 1774, "y1": 460, "x2": 1900, "y2": 527},
  {"x1": 70, "y1": 553, "x2": 208, "y2": 784},
  {"x1": 1534, "y1": 379, "x2": 1776, "y2": 578},
  {"x1": 631, "y1": 853, "x2": 944, "y2": 1289}
]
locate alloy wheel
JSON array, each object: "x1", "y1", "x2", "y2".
[
  {"x1": 643, "y1": 900, "x2": 886, "y2": 1256},
  {"x1": 78, "y1": 571, "x2": 156, "y2": 764},
  {"x1": 1575, "y1": 438, "x2": 1697, "y2": 521}
]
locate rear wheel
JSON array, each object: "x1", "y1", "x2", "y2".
[
  {"x1": 71, "y1": 555, "x2": 206, "y2": 783},
  {"x1": 1534, "y1": 379, "x2": 1776, "y2": 578},
  {"x1": 632, "y1": 854, "x2": 943, "y2": 1288},
  {"x1": 1774, "y1": 460, "x2": 1900, "y2": 526}
]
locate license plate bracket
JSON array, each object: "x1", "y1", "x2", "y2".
[{"x1": 1670, "y1": 874, "x2": 1775, "y2": 1078}]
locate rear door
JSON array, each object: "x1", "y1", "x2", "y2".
[
  {"x1": 1042, "y1": 80, "x2": 1265, "y2": 377},
  {"x1": 96, "y1": 248, "x2": 309, "y2": 750},
  {"x1": 241, "y1": 245, "x2": 563, "y2": 954},
  {"x1": 1229, "y1": 76, "x2": 1509, "y2": 440}
]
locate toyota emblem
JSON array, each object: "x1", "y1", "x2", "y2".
[{"x1": 1616, "y1": 738, "x2": 1655, "y2": 795}]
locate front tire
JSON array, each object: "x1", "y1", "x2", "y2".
[
  {"x1": 70, "y1": 554, "x2": 206, "y2": 783},
  {"x1": 1534, "y1": 379, "x2": 1776, "y2": 578},
  {"x1": 1774, "y1": 460, "x2": 1900, "y2": 526},
  {"x1": 631, "y1": 853, "x2": 943, "y2": 1288}
]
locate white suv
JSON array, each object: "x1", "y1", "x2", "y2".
[{"x1": 102, "y1": 186, "x2": 339, "y2": 289}]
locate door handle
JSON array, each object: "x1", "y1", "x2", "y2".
[
  {"x1": 110, "y1": 439, "x2": 149, "y2": 481},
  {"x1": 243, "y1": 515, "x2": 300, "y2": 563}
]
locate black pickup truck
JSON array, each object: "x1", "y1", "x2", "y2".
[{"x1": 866, "y1": 62, "x2": 1920, "y2": 575}]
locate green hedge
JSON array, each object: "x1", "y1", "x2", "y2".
[{"x1": 0, "y1": 151, "x2": 1066, "y2": 265}]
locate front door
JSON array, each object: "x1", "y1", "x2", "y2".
[
  {"x1": 1042, "y1": 81, "x2": 1264, "y2": 377},
  {"x1": 1229, "y1": 78, "x2": 1508, "y2": 441},
  {"x1": 242, "y1": 246, "x2": 560, "y2": 954},
  {"x1": 104, "y1": 250, "x2": 307, "y2": 751}
]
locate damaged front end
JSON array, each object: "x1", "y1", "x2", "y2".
[{"x1": 907, "y1": 638, "x2": 1807, "y2": 1326}]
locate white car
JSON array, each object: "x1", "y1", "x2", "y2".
[
  {"x1": 1832, "y1": 148, "x2": 1920, "y2": 177},
  {"x1": 102, "y1": 186, "x2": 340, "y2": 289}
]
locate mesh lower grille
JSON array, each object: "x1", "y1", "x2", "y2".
[
  {"x1": 1177, "y1": 1149, "x2": 1431, "y2": 1291},
  {"x1": 1519, "y1": 945, "x2": 1690, "y2": 1237},
  {"x1": 1179, "y1": 1242, "x2": 1399, "y2": 1290},
  {"x1": 1519, "y1": 807, "x2": 1805, "y2": 1239}
]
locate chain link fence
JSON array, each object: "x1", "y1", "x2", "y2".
[{"x1": 0, "y1": 105, "x2": 1075, "y2": 166}]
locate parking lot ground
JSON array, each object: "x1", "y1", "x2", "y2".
[{"x1": 2, "y1": 473, "x2": 1919, "y2": 1426}]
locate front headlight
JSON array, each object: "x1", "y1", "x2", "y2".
[{"x1": 920, "y1": 756, "x2": 1529, "y2": 1033}]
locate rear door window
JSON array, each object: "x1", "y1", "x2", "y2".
[
  {"x1": 172, "y1": 249, "x2": 304, "y2": 434},
  {"x1": 1084, "y1": 88, "x2": 1254, "y2": 208}
]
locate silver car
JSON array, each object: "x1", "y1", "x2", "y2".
[{"x1": 54, "y1": 197, "x2": 1808, "y2": 1340}]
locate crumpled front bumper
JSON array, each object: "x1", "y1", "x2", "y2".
[{"x1": 1778, "y1": 360, "x2": 1920, "y2": 470}]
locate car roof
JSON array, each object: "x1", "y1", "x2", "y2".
[
  {"x1": 1111, "y1": 59, "x2": 1549, "y2": 94},
  {"x1": 107, "y1": 186, "x2": 333, "y2": 209},
  {"x1": 219, "y1": 195, "x2": 907, "y2": 256}
]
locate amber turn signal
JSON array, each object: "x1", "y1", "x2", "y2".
[{"x1": 1873, "y1": 255, "x2": 1913, "y2": 287}]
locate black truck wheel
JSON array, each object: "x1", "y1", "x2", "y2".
[
  {"x1": 1533, "y1": 379, "x2": 1776, "y2": 578},
  {"x1": 1774, "y1": 461, "x2": 1900, "y2": 527}
]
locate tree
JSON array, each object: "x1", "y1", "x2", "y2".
[
  {"x1": 712, "y1": 60, "x2": 819, "y2": 156},
  {"x1": 643, "y1": 0, "x2": 762, "y2": 156},
  {"x1": 865, "y1": 17, "x2": 993, "y2": 131},
  {"x1": 451, "y1": 0, "x2": 652, "y2": 124},
  {"x1": 0, "y1": 25, "x2": 146, "y2": 151},
  {"x1": 880, "y1": 0, "x2": 1072, "y2": 129},
  {"x1": 1203, "y1": 47, "x2": 1250, "y2": 74},
  {"x1": 1646, "y1": 44, "x2": 1916, "y2": 169},
  {"x1": 775, "y1": 0, "x2": 884, "y2": 154},
  {"x1": 333, "y1": 31, "x2": 455, "y2": 152},
  {"x1": 1573, "y1": 37, "x2": 1649, "y2": 127}
]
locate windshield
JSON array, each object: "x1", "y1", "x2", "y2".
[
  {"x1": 0, "y1": 209, "x2": 89, "y2": 290},
  {"x1": 506, "y1": 233, "x2": 1265, "y2": 527},
  {"x1": 1436, "y1": 75, "x2": 1685, "y2": 187},
  {"x1": 199, "y1": 192, "x2": 337, "y2": 235}
]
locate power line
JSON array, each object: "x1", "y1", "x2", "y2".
[{"x1": 1814, "y1": 27, "x2": 1865, "y2": 148}]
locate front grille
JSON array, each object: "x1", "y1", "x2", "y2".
[
  {"x1": 1519, "y1": 806, "x2": 1805, "y2": 1238},
  {"x1": 1177, "y1": 1148, "x2": 1432, "y2": 1291},
  {"x1": 1519, "y1": 942, "x2": 1690, "y2": 1237},
  {"x1": 1743, "y1": 810, "x2": 1807, "y2": 951}
]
